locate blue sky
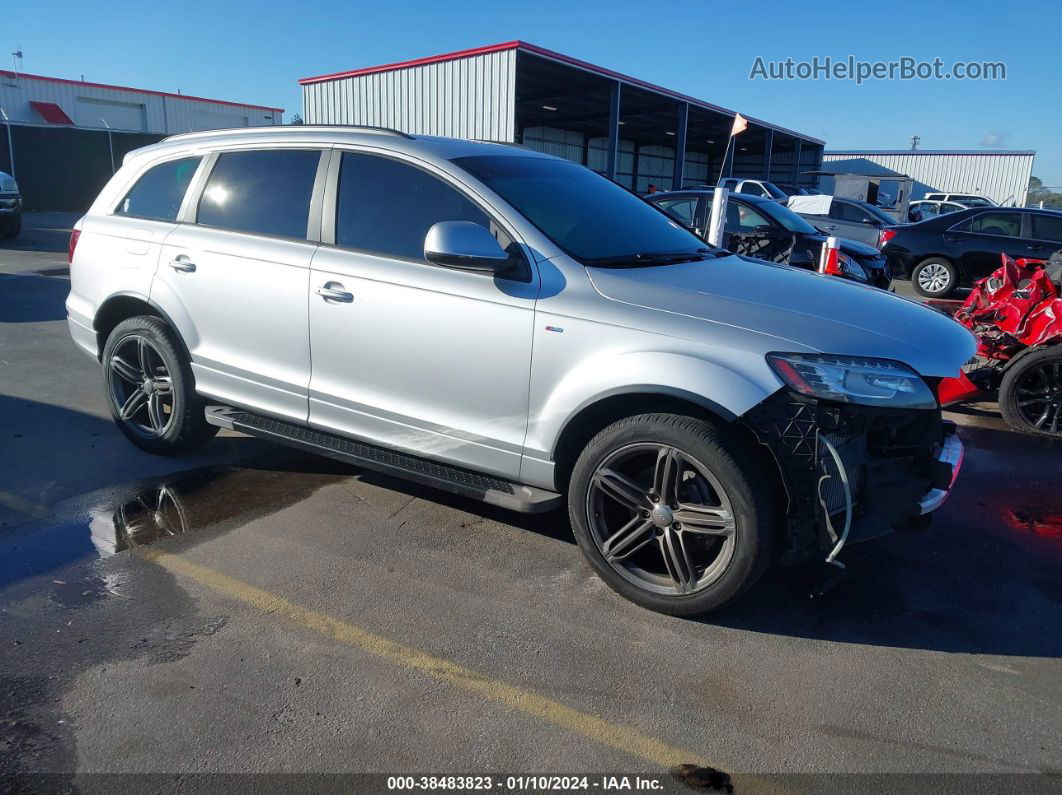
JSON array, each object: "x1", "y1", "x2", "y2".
[{"x1": 9, "y1": 0, "x2": 1062, "y2": 185}]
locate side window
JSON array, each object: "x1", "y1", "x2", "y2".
[
  {"x1": 655, "y1": 198, "x2": 697, "y2": 227},
  {"x1": 726, "y1": 202, "x2": 770, "y2": 230},
  {"x1": 739, "y1": 182, "x2": 763, "y2": 196},
  {"x1": 335, "y1": 152, "x2": 504, "y2": 262},
  {"x1": 827, "y1": 202, "x2": 848, "y2": 220},
  {"x1": 115, "y1": 157, "x2": 201, "y2": 221},
  {"x1": 1031, "y1": 214, "x2": 1062, "y2": 243},
  {"x1": 197, "y1": 149, "x2": 320, "y2": 239},
  {"x1": 968, "y1": 212, "x2": 1021, "y2": 238}
]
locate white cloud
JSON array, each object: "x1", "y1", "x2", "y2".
[{"x1": 980, "y1": 131, "x2": 1010, "y2": 147}]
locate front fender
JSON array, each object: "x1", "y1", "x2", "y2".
[{"x1": 525, "y1": 350, "x2": 781, "y2": 462}]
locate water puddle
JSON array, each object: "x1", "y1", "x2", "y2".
[{"x1": 0, "y1": 465, "x2": 347, "y2": 597}]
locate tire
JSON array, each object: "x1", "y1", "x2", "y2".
[
  {"x1": 999, "y1": 345, "x2": 1062, "y2": 438},
  {"x1": 568, "y1": 413, "x2": 777, "y2": 616},
  {"x1": 911, "y1": 257, "x2": 958, "y2": 298},
  {"x1": 101, "y1": 316, "x2": 218, "y2": 454}
]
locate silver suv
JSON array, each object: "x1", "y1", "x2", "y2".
[{"x1": 67, "y1": 127, "x2": 974, "y2": 615}]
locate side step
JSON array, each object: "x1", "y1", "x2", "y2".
[{"x1": 205, "y1": 406, "x2": 563, "y2": 514}]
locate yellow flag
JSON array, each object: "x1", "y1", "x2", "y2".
[{"x1": 730, "y1": 113, "x2": 748, "y2": 136}]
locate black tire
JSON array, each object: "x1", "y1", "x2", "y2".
[
  {"x1": 101, "y1": 316, "x2": 218, "y2": 454},
  {"x1": 911, "y1": 257, "x2": 959, "y2": 298},
  {"x1": 0, "y1": 214, "x2": 20, "y2": 240},
  {"x1": 568, "y1": 413, "x2": 777, "y2": 616},
  {"x1": 999, "y1": 345, "x2": 1062, "y2": 438}
]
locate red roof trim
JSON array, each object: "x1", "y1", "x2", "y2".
[
  {"x1": 1, "y1": 70, "x2": 284, "y2": 113},
  {"x1": 297, "y1": 41, "x2": 823, "y2": 145},
  {"x1": 30, "y1": 101, "x2": 74, "y2": 125}
]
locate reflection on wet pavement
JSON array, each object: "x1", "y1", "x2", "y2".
[{"x1": 0, "y1": 464, "x2": 349, "y2": 596}]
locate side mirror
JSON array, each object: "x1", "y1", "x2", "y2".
[{"x1": 424, "y1": 221, "x2": 511, "y2": 273}]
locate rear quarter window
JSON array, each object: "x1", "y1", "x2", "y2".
[{"x1": 115, "y1": 157, "x2": 201, "y2": 221}]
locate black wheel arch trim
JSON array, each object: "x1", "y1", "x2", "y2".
[{"x1": 93, "y1": 292, "x2": 192, "y2": 364}]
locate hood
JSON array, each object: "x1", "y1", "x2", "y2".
[
  {"x1": 804, "y1": 231, "x2": 880, "y2": 258},
  {"x1": 587, "y1": 255, "x2": 976, "y2": 378}
]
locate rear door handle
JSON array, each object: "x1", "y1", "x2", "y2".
[
  {"x1": 168, "y1": 256, "x2": 196, "y2": 272},
  {"x1": 315, "y1": 283, "x2": 353, "y2": 303}
]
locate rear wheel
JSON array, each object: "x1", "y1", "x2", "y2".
[
  {"x1": 912, "y1": 257, "x2": 958, "y2": 298},
  {"x1": 568, "y1": 413, "x2": 776, "y2": 616},
  {"x1": 102, "y1": 316, "x2": 217, "y2": 454},
  {"x1": 999, "y1": 346, "x2": 1062, "y2": 438}
]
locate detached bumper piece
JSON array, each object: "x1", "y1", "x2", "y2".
[
  {"x1": 204, "y1": 406, "x2": 562, "y2": 514},
  {"x1": 744, "y1": 392, "x2": 963, "y2": 565}
]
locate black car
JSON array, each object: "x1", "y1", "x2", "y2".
[
  {"x1": 881, "y1": 206, "x2": 1062, "y2": 298},
  {"x1": 648, "y1": 190, "x2": 891, "y2": 289}
]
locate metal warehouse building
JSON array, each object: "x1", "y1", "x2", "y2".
[
  {"x1": 300, "y1": 41, "x2": 824, "y2": 193},
  {"x1": 0, "y1": 70, "x2": 283, "y2": 133},
  {"x1": 0, "y1": 70, "x2": 283, "y2": 210},
  {"x1": 822, "y1": 150, "x2": 1035, "y2": 207}
]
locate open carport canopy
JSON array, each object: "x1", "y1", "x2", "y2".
[{"x1": 511, "y1": 45, "x2": 823, "y2": 190}]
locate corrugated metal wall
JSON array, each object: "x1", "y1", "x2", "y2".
[
  {"x1": 302, "y1": 49, "x2": 517, "y2": 141},
  {"x1": 822, "y1": 151, "x2": 1034, "y2": 206},
  {"x1": 0, "y1": 73, "x2": 282, "y2": 134}
]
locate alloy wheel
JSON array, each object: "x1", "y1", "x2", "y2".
[
  {"x1": 586, "y1": 443, "x2": 736, "y2": 596},
  {"x1": 1015, "y1": 360, "x2": 1062, "y2": 436},
  {"x1": 917, "y1": 262, "x2": 952, "y2": 294},
  {"x1": 107, "y1": 335, "x2": 175, "y2": 439}
]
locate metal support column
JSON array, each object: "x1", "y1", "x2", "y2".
[
  {"x1": 792, "y1": 139, "x2": 803, "y2": 183},
  {"x1": 605, "y1": 80, "x2": 621, "y2": 182},
  {"x1": 672, "y1": 102, "x2": 688, "y2": 190},
  {"x1": 763, "y1": 129, "x2": 774, "y2": 181}
]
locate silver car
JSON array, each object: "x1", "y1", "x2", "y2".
[{"x1": 67, "y1": 127, "x2": 975, "y2": 615}]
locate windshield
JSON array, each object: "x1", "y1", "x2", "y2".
[
  {"x1": 958, "y1": 197, "x2": 994, "y2": 207},
  {"x1": 452, "y1": 155, "x2": 710, "y2": 264},
  {"x1": 762, "y1": 182, "x2": 788, "y2": 200},
  {"x1": 752, "y1": 197, "x2": 820, "y2": 234}
]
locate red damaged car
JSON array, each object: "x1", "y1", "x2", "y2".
[{"x1": 939, "y1": 251, "x2": 1062, "y2": 437}]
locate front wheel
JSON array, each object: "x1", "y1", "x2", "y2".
[
  {"x1": 999, "y1": 346, "x2": 1062, "y2": 437},
  {"x1": 102, "y1": 316, "x2": 218, "y2": 454},
  {"x1": 911, "y1": 257, "x2": 958, "y2": 298},
  {"x1": 568, "y1": 413, "x2": 777, "y2": 616}
]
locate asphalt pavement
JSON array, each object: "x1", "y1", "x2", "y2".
[{"x1": 1, "y1": 214, "x2": 1060, "y2": 793}]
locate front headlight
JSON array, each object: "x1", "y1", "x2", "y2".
[
  {"x1": 835, "y1": 252, "x2": 868, "y2": 282},
  {"x1": 767, "y1": 353, "x2": 937, "y2": 409},
  {"x1": 0, "y1": 178, "x2": 17, "y2": 193}
]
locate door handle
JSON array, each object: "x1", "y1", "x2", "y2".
[
  {"x1": 315, "y1": 284, "x2": 354, "y2": 303},
  {"x1": 168, "y1": 256, "x2": 196, "y2": 273}
]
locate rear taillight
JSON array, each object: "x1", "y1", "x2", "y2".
[
  {"x1": 878, "y1": 228, "x2": 897, "y2": 249},
  {"x1": 68, "y1": 229, "x2": 81, "y2": 264}
]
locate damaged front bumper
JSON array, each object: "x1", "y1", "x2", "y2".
[{"x1": 743, "y1": 390, "x2": 964, "y2": 565}]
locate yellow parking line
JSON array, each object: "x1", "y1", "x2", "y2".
[
  {"x1": 139, "y1": 547, "x2": 785, "y2": 792},
  {"x1": 0, "y1": 489, "x2": 49, "y2": 519}
]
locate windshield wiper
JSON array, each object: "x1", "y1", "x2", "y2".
[{"x1": 586, "y1": 248, "x2": 726, "y2": 268}]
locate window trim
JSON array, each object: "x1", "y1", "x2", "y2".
[
  {"x1": 322, "y1": 146, "x2": 533, "y2": 283},
  {"x1": 110, "y1": 154, "x2": 206, "y2": 223},
  {"x1": 184, "y1": 145, "x2": 330, "y2": 243}
]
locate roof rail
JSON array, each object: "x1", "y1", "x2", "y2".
[{"x1": 163, "y1": 124, "x2": 414, "y2": 143}]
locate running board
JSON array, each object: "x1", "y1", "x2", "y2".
[{"x1": 204, "y1": 406, "x2": 562, "y2": 514}]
